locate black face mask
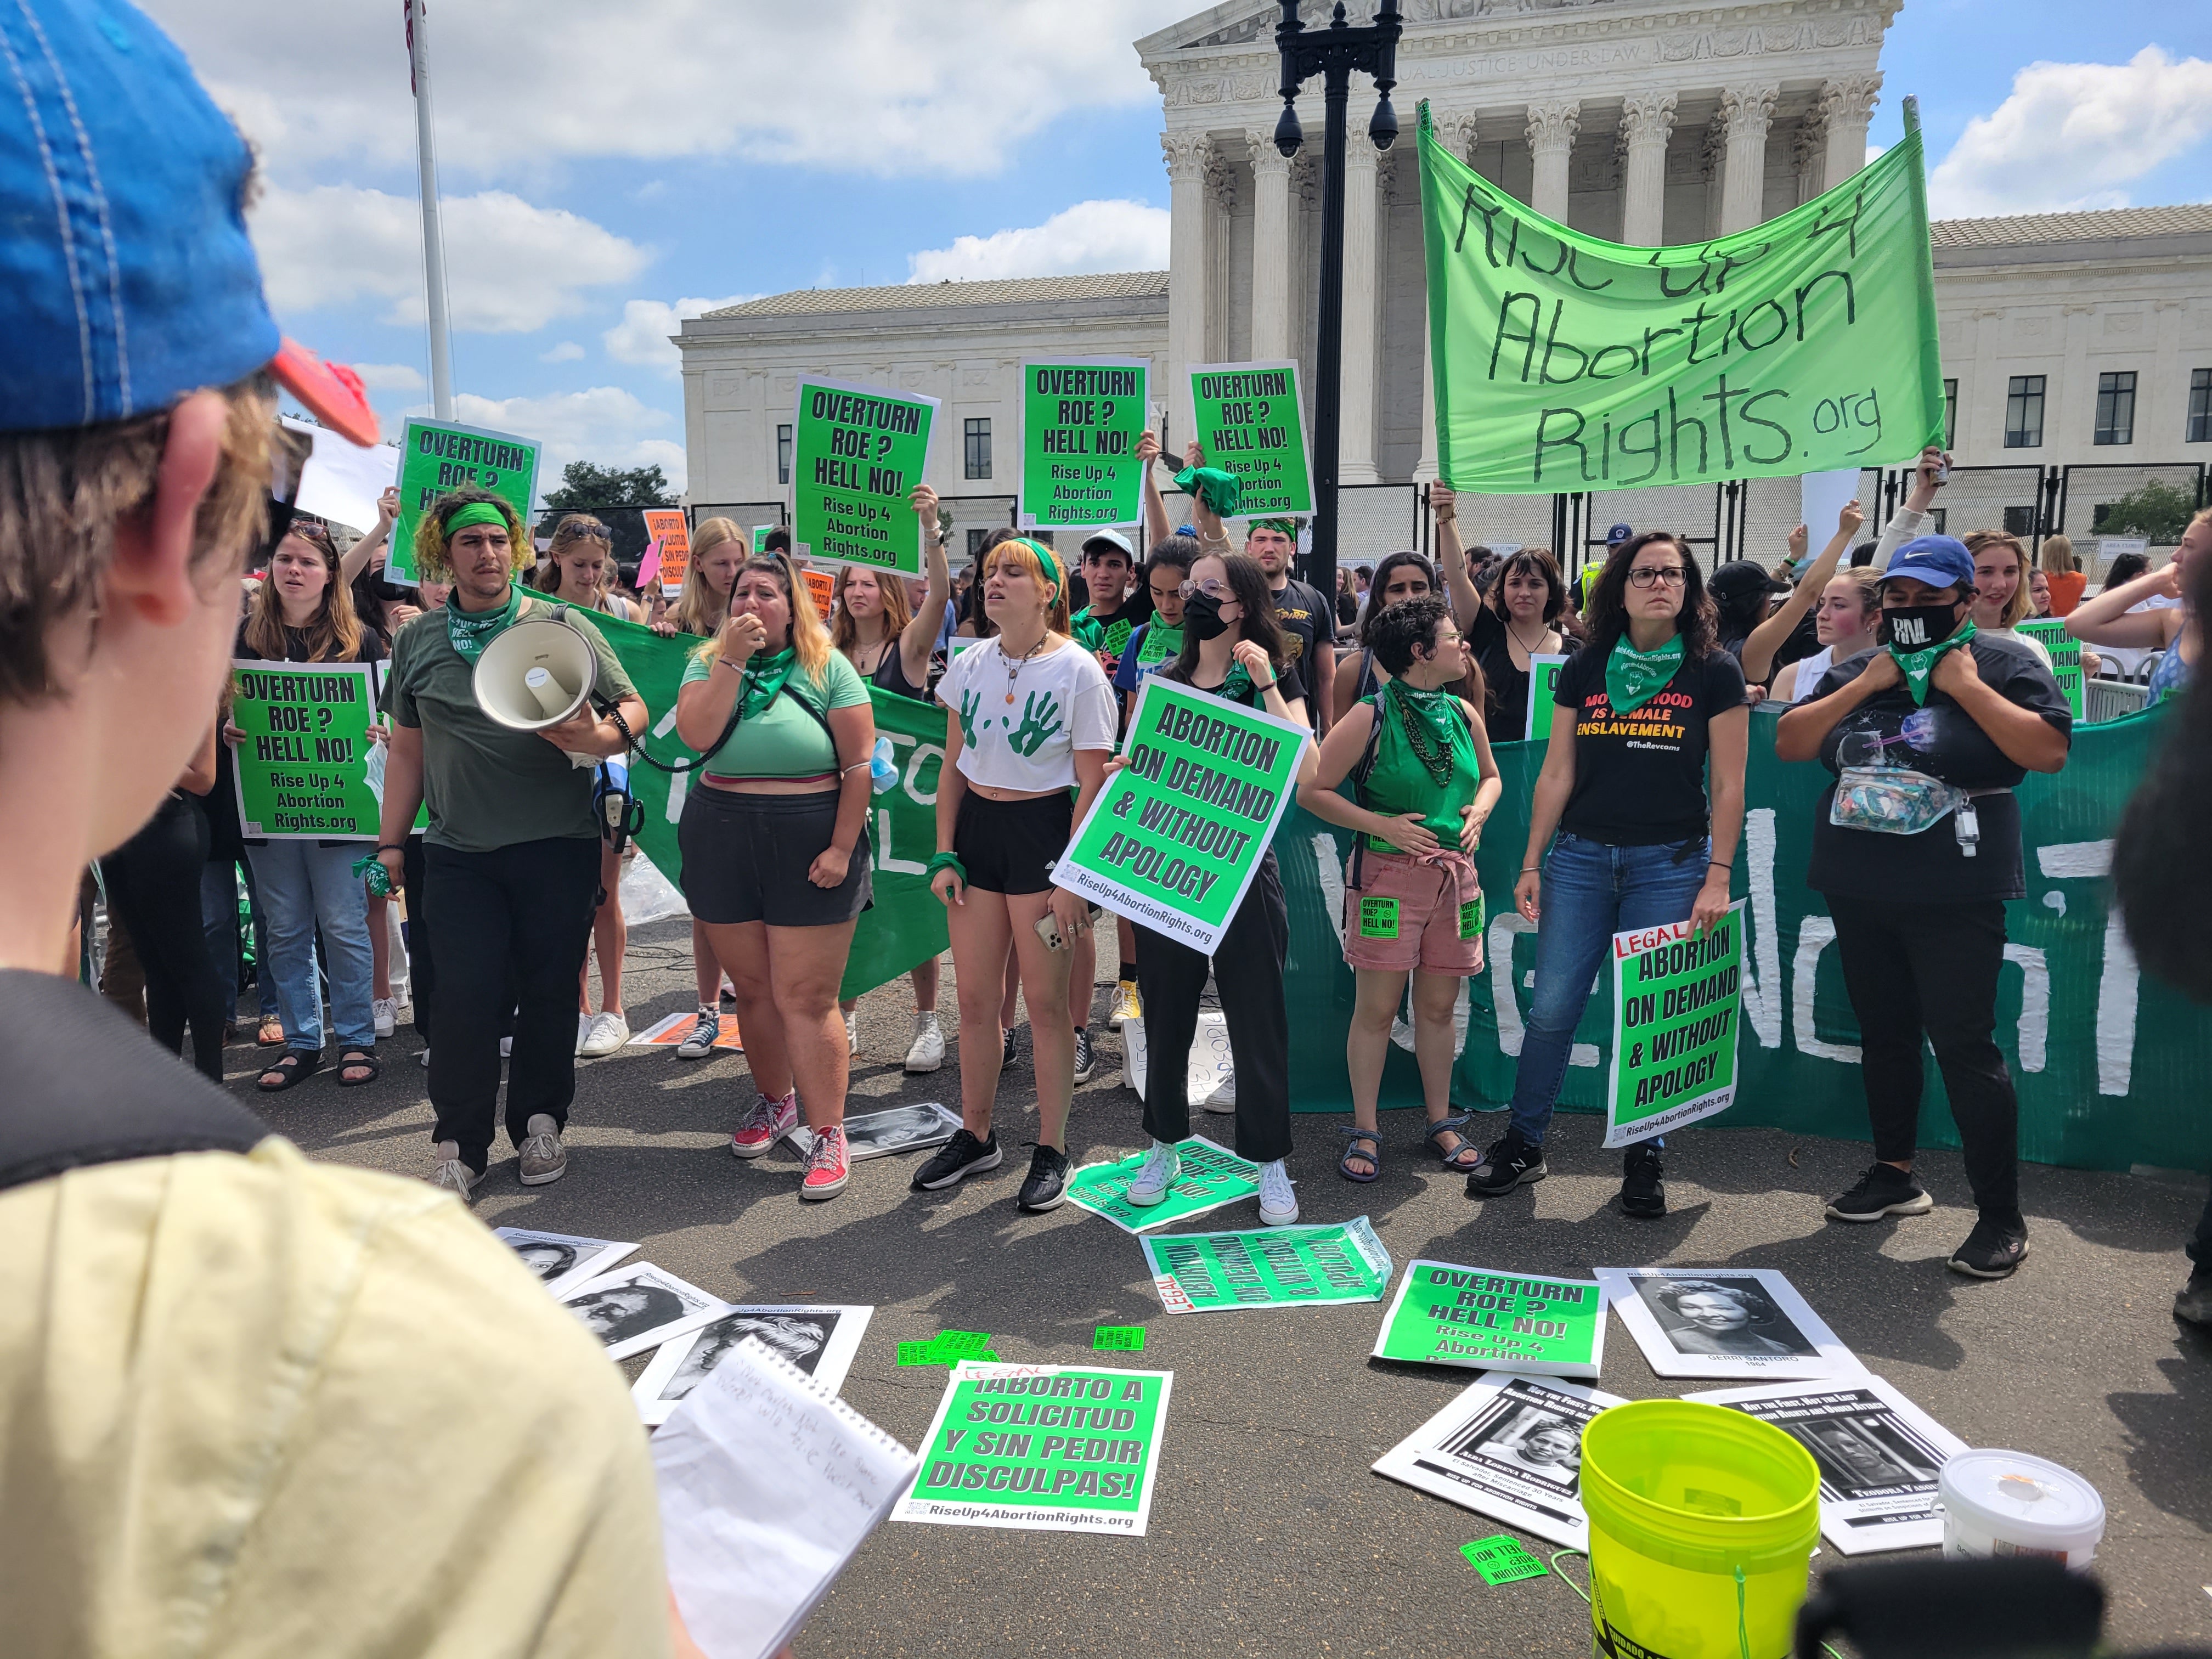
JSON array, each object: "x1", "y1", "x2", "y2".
[
  {"x1": 1183, "y1": 589, "x2": 1231, "y2": 640},
  {"x1": 1886, "y1": 603, "x2": 1962, "y2": 650}
]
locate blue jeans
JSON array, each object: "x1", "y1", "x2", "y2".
[
  {"x1": 1507, "y1": 831, "x2": 1711, "y2": 1147},
  {"x1": 245, "y1": 840, "x2": 376, "y2": 1052},
  {"x1": 200, "y1": 857, "x2": 278, "y2": 1022}
]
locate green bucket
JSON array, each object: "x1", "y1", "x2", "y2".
[{"x1": 1580, "y1": 1401, "x2": 1820, "y2": 1659}]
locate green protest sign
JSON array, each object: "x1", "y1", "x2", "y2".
[
  {"x1": 1066, "y1": 1135, "x2": 1260, "y2": 1234},
  {"x1": 792, "y1": 375, "x2": 937, "y2": 577},
  {"x1": 2019, "y1": 618, "x2": 2086, "y2": 720},
  {"x1": 893, "y1": 1362, "x2": 1173, "y2": 1536},
  {"x1": 1372, "y1": 1261, "x2": 1606, "y2": 1378},
  {"x1": 1189, "y1": 360, "x2": 1314, "y2": 518},
  {"x1": 230, "y1": 661, "x2": 380, "y2": 839},
  {"x1": 1417, "y1": 101, "x2": 1943, "y2": 494},
  {"x1": 1018, "y1": 358, "x2": 1149, "y2": 529},
  {"x1": 1606, "y1": 902, "x2": 1745, "y2": 1148},
  {"x1": 1056, "y1": 677, "x2": 1308, "y2": 955},
  {"x1": 388, "y1": 418, "x2": 540, "y2": 586},
  {"x1": 751, "y1": 524, "x2": 778, "y2": 552},
  {"x1": 1142, "y1": 1217, "x2": 1393, "y2": 1314},
  {"x1": 1526, "y1": 653, "x2": 1570, "y2": 742}
]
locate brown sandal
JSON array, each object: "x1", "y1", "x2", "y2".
[{"x1": 256, "y1": 1017, "x2": 287, "y2": 1047}]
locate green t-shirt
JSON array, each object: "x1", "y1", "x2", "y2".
[
  {"x1": 1358, "y1": 689, "x2": 1480, "y2": 848},
  {"x1": 678, "y1": 648, "x2": 870, "y2": 778},
  {"x1": 385, "y1": 591, "x2": 637, "y2": 853}
]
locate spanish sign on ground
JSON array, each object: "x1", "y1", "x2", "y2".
[
  {"x1": 1142, "y1": 1218, "x2": 1393, "y2": 1314},
  {"x1": 1416, "y1": 101, "x2": 1942, "y2": 493},
  {"x1": 388, "y1": 417, "x2": 541, "y2": 586},
  {"x1": 893, "y1": 1362, "x2": 1173, "y2": 1537},
  {"x1": 230, "y1": 661, "x2": 379, "y2": 839},
  {"x1": 2018, "y1": 618, "x2": 2086, "y2": 720},
  {"x1": 1605, "y1": 901, "x2": 1745, "y2": 1148},
  {"x1": 1057, "y1": 677, "x2": 1309, "y2": 955},
  {"x1": 1372, "y1": 1261, "x2": 1606, "y2": 1378},
  {"x1": 1018, "y1": 358, "x2": 1150, "y2": 530},
  {"x1": 1065, "y1": 1135, "x2": 1260, "y2": 1234},
  {"x1": 792, "y1": 375, "x2": 938, "y2": 577},
  {"x1": 1189, "y1": 360, "x2": 1314, "y2": 518}
]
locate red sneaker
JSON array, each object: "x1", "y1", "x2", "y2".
[
  {"x1": 730, "y1": 1090, "x2": 798, "y2": 1159},
  {"x1": 800, "y1": 1124, "x2": 849, "y2": 1200}
]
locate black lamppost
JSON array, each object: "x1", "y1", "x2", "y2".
[{"x1": 1273, "y1": 0, "x2": 1401, "y2": 610}]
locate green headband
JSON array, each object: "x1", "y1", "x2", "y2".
[
  {"x1": 444, "y1": 501, "x2": 512, "y2": 538},
  {"x1": 1013, "y1": 537, "x2": 1065, "y2": 596},
  {"x1": 1249, "y1": 517, "x2": 1300, "y2": 539}
]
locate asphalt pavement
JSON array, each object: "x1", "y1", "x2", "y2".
[{"x1": 221, "y1": 913, "x2": 2212, "y2": 1656}]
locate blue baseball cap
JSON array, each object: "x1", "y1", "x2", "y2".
[
  {"x1": 1882, "y1": 535, "x2": 1977, "y2": 594},
  {"x1": 0, "y1": 1, "x2": 375, "y2": 444},
  {"x1": 1605, "y1": 522, "x2": 1635, "y2": 546}
]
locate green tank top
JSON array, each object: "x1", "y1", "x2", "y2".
[{"x1": 1357, "y1": 682, "x2": 1479, "y2": 848}]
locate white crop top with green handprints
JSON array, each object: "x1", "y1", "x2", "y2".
[{"x1": 935, "y1": 636, "x2": 1119, "y2": 792}]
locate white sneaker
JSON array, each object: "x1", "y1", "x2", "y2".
[
  {"x1": 903, "y1": 1011, "x2": 946, "y2": 1073},
  {"x1": 1258, "y1": 1159, "x2": 1299, "y2": 1227},
  {"x1": 373, "y1": 996, "x2": 397, "y2": 1038},
  {"x1": 428, "y1": 1139, "x2": 478, "y2": 1202},
  {"x1": 674, "y1": 1006, "x2": 721, "y2": 1060},
  {"x1": 574, "y1": 1013, "x2": 592, "y2": 1056},
  {"x1": 579, "y1": 1011, "x2": 630, "y2": 1057},
  {"x1": 1125, "y1": 1140, "x2": 1181, "y2": 1206}
]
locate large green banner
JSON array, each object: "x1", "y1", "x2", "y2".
[
  {"x1": 388, "y1": 418, "x2": 540, "y2": 585},
  {"x1": 1018, "y1": 359, "x2": 1149, "y2": 530},
  {"x1": 1189, "y1": 360, "x2": 1314, "y2": 518},
  {"x1": 229, "y1": 661, "x2": 380, "y2": 839},
  {"x1": 1605, "y1": 902, "x2": 1744, "y2": 1148},
  {"x1": 1417, "y1": 101, "x2": 1943, "y2": 494},
  {"x1": 792, "y1": 375, "x2": 937, "y2": 577},
  {"x1": 1142, "y1": 1218, "x2": 1392, "y2": 1314}
]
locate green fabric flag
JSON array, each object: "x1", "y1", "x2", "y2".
[{"x1": 1416, "y1": 101, "x2": 1944, "y2": 494}]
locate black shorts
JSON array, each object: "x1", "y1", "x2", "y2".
[
  {"x1": 954, "y1": 790, "x2": 1073, "y2": 895},
  {"x1": 678, "y1": 786, "x2": 871, "y2": 927}
]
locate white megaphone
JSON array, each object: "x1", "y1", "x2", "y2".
[{"x1": 473, "y1": 610, "x2": 602, "y2": 766}]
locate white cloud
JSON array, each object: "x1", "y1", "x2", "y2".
[
  {"x1": 142, "y1": 0, "x2": 1190, "y2": 180},
  {"x1": 603, "y1": 296, "x2": 760, "y2": 373},
  {"x1": 351, "y1": 362, "x2": 425, "y2": 392},
  {"x1": 540, "y1": 341, "x2": 585, "y2": 363},
  {"x1": 906, "y1": 200, "x2": 1170, "y2": 283},
  {"x1": 250, "y1": 184, "x2": 648, "y2": 334},
  {"x1": 444, "y1": 387, "x2": 686, "y2": 496},
  {"x1": 1929, "y1": 47, "x2": 2212, "y2": 218}
]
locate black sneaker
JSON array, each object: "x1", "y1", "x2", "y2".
[
  {"x1": 1001, "y1": 1028, "x2": 1019, "y2": 1070},
  {"x1": 1947, "y1": 1216, "x2": 2029, "y2": 1279},
  {"x1": 2174, "y1": 1270, "x2": 2212, "y2": 1329},
  {"x1": 911, "y1": 1128, "x2": 1002, "y2": 1192},
  {"x1": 1466, "y1": 1130, "x2": 1547, "y2": 1197},
  {"x1": 1071, "y1": 1026, "x2": 1095, "y2": 1084},
  {"x1": 1825, "y1": 1163, "x2": 1935, "y2": 1223},
  {"x1": 1017, "y1": 1144, "x2": 1072, "y2": 1212},
  {"x1": 1620, "y1": 1145, "x2": 1667, "y2": 1218}
]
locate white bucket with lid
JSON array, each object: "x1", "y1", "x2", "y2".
[{"x1": 1937, "y1": 1449, "x2": 2105, "y2": 1568}]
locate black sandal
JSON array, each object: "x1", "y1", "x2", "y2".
[
  {"x1": 336, "y1": 1048, "x2": 381, "y2": 1087},
  {"x1": 256, "y1": 1050, "x2": 323, "y2": 1092}
]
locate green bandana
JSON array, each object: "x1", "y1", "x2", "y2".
[
  {"x1": 1137, "y1": 622, "x2": 1182, "y2": 665},
  {"x1": 1011, "y1": 538, "x2": 1064, "y2": 601},
  {"x1": 731, "y1": 646, "x2": 798, "y2": 719},
  {"x1": 1889, "y1": 620, "x2": 1977, "y2": 706},
  {"x1": 443, "y1": 500, "x2": 511, "y2": 537},
  {"x1": 1249, "y1": 517, "x2": 1299, "y2": 540},
  {"x1": 1172, "y1": 464, "x2": 1242, "y2": 519},
  {"x1": 445, "y1": 584, "x2": 521, "y2": 664},
  {"x1": 1605, "y1": 633, "x2": 1686, "y2": 715},
  {"x1": 1385, "y1": 677, "x2": 1471, "y2": 788},
  {"x1": 1216, "y1": 660, "x2": 1257, "y2": 706}
]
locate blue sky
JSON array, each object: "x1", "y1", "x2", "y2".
[{"x1": 140, "y1": 0, "x2": 2210, "y2": 503}]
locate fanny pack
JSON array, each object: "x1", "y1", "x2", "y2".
[{"x1": 1830, "y1": 768, "x2": 2005, "y2": 859}]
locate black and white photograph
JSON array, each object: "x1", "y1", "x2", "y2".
[
  {"x1": 634, "y1": 1304, "x2": 874, "y2": 1426},
  {"x1": 1596, "y1": 1268, "x2": 1861, "y2": 1380},
  {"x1": 1373, "y1": 1374, "x2": 1627, "y2": 1550},
  {"x1": 493, "y1": 1227, "x2": 638, "y2": 1301},
  {"x1": 558, "y1": 1261, "x2": 729, "y2": 1362},
  {"x1": 1685, "y1": 1376, "x2": 1968, "y2": 1554},
  {"x1": 787, "y1": 1103, "x2": 962, "y2": 1163}
]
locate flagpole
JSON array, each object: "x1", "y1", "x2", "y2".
[{"x1": 409, "y1": 0, "x2": 455, "y2": 420}]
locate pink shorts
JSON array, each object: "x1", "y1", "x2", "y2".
[{"x1": 1342, "y1": 848, "x2": 1485, "y2": 974}]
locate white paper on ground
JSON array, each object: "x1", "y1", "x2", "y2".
[
  {"x1": 285, "y1": 416, "x2": 398, "y2": 534},
  {"x1": 1124, "y1": 1010, "x2": 1235, "y2": 1107},
  {"x1": 656, "y1": 1336, "x2": 916, "y2": 1659},
  {"x1": 635, "y1": 1304, "x2": 874, "y2": 1426},
  {"x1": 1596, "y1": 1266, "x2": 1863, "y2": 1381},
  {"x1": 1799, "y1": 467, "x2": 1863, "y2": 549},
  {"x1": 1682, "y1": 1375, "x2": 1966, "y2": 1554},
  {"x1": 787, "y1": 1102, "x2": 961, "y2": 1162},
  {"x1": 560, "y1": 1261, "x2": 731, "y2": 1362},
  {"x1": 492, "y1": 1227, "x2": 638, "y2": 1301}
]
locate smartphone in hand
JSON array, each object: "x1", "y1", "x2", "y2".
[{"x1": 1034, "y1": 912, "x2": 1068, "y2": 952}]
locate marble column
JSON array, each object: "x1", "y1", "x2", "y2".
[
  {"x1": 1617, "y1": 91, "x2": 1677, "y2": 245},
  {"x1": 1247, "y1": 132, "x2": 1294, "y2": 362},
  {"x1": 1792, "y1": 110, "x2": 1827, "y2": 207},
  {"x1": 1340, "y1": 138, "x2": 1382, "y2": 485},
  {"x1": 1161, "y1": 130, "x2": 1211, "y2": 447},
  {"x1": 1207, "y1": 149, "x2": 1237, "y2": 362},
  {"x1": 1525, "y1": 99, "x2": 1581, "y2": 222},
  {"x1": 1819, "y1": 74, "x2": 1883, "y2": 190},
  {"x1": 1719, "y1": 84, "x2": 1779, "y2": 234}
]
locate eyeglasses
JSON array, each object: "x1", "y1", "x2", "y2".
[
  {"x1": 1627, "y1": 567, "x2": 1688, "y2": 589},
  {"x1": 1179, "y1": 578, "x2": 1233, "y2": 600}
]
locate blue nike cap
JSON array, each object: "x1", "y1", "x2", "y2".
[{"x1": 1882, "y1": 536, "x2": 1977, "y2": 594}]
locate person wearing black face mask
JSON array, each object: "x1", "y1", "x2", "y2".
[{"x1": 1776, "y1": 536, "x2": 2072, "y2": 1280}]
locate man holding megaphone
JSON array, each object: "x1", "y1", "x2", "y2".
[{"x1": 376, "y1": 488, "x2": 646, "y2": 1200}]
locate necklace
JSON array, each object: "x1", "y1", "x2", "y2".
[
  {"x1": 1002, "y1": 634, "x2": 1049, "y2": 703},
  {"x1": 1506, "y1": 618, "x2": 1550, "y2": 658}
]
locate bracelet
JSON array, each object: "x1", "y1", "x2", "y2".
[
  {"x1": 376, "y1": 843, "x2": 407, "y2": 855},
  {"x1": 1707, "y1": 860, "x2": 1733, "y2": 871},
  {"x1": 925, "y1": 851, "x2": 968, "y2": 883},
  {"x1": 1254, "y1": 678, "x2": 1278, "y2": 693},
  {"x1": 1521, "y1": 865, "x2": 1541, "y2": 874}
]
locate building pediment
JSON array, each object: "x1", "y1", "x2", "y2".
[{"x1": 1142, "y1": 0, "x2": 1624, "y2": 55}]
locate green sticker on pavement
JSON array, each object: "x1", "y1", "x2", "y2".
[
  {"x1": 1373, "y1": 1261, "x2": 1606, "y2": 1378},
  {"x1": 1066, "y1": 1135, "x2": 1260, "y2": 1234},
  {"x1": 1359, "y1": 896, "x2": 1400, "y2": 939},
  {"x1": 1018, "y1": 358, "x2": 1149, "y2": 531},
  {"x1": 900, "y1": 1331, "x2": 996, "y2": 1366},
  {"x1": 1462, "y1": 1534, "x2": 1549, "y2": 1585},
  {"x1": 1142, "y1": 1218, "x2": 1394, "y2": 1314},
  {"x1": 1093, "y1": 1326, "x2": 1147, "y2": 1352}
]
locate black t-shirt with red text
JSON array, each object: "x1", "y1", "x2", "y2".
[{"x1": 1552, "y1": 643, "x2": 1746, "y2": 845}]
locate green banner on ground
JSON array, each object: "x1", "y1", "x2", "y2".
[
  {"x1": 792, "y1": 375, "x2": 936, "y2": 577},
  {"x1": 1372, "y1": 1262, "x2": 1605, "y2": 1378},
  {"x1": 1605, "y1": 902, "x2": 1745, "y2": 1148},
  {"x1": 893, "y1": 1362, "x2": 1173, "y2": 1536},
  {"x1": 1018, "y1": 358, "x2": 1149, "y2": 529},
  {"x1": 229, "y1": 660, "x2": 380, "y2": 839},
  {"x1": 1189, "y1": 360, "x2": 1314, "y2": 518},
  {"x1": 388, "y1": 418, "x2": 540, "y2": 586},
  {"x1": 1065, "y1": 1135, "x2": 1260, "y2": 1234},
  {"x1": 2019, "y1": 618, "x2": 2087, "y2": 720},
  {"x1": 1142, "y1": 1218, "x2": 1392, "y2": 1314},
  {"x1": 1057, "y1": 678, "x2": 1309, "y2": 955},
  {"x1": 1417, "y1": 101, "x2": 1943, "y2": 494}
]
